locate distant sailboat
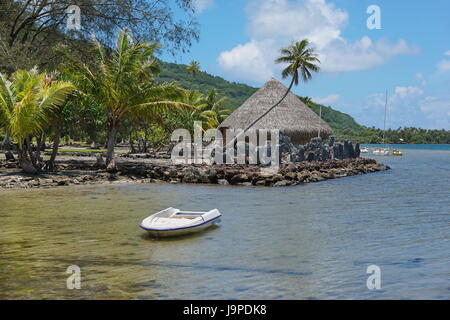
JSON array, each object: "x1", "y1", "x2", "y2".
[{"x1": 373, "y1": 90, "x2": 390, "y2": 156}]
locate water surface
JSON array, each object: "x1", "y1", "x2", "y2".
[{"x1": 1, "y1": 146, "x2": 449, "y2": 299}]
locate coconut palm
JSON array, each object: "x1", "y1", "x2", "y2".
[
  {"x1": 199, "y1": 89, "x2": 230, "y2": 129},
  {"x1": 58, "y1": 29, "x2": 193, "y2": 165},
  {"x1": 236, "y1": 39, "x2": 320, "y2": 139},
  {"x1": 0, "y1": 68, "x2": 75, "y2": 173},
  {"x1": 276, "y1": 39, "x2": 320, "y2": 92},
  {"x1": 186, "y1": 60, "x2": 201, "y2": 77}
]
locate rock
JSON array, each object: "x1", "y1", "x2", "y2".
[
  {"x1": 320, "y1": 148, "x2": 329, "y2": 161},
  {"x1": 284, "y1": 172, "x2": 297, "y2": 180},
  {"x1": 230, "y1": 173, "x2": 249, "y2": 184},
  {"x1": 96, "y1": 154, "x2": 105, "y2": 167},
  {"x1": 274, "y1": 180, "x2": 289, "y2": 187},
  {"x1": 343, "y1": 141, "x2": 350, "y2": 159},
  {"x1": 217, "y1": 179, "x2": 229, "y2": 185},
  {"x1": 279, "y1": 133, "x2": 296, "y2": 154},
  {"x1": 290, "y1": 146, "x2": 305, "y2": 163},
  {"x1": 355, "y1": 143, "x2": 361, "y2": 158},
  {"x1": 57, "y1": 179, "x2": 69, "y2": 186},
  {"x1": 333, "y1": 143, "x2": 344, "y2": 160},
  {"x1": 349, "y1": 142, "x2": 356, "y2": 158},
  {"x1": 5, "y1": 151, "x2": 15, "y2": 161},
  {"x1": 328, "y1": 136, "x2": 335, "y2": 147},
  {"x1": 296, "y1": 172, "x2": 309, "y2": 182},
  {"x1": 182, "y1": 167, "x2": 202, "y2": 183},
  {"x1": 254, "y1": 180, "x2": 267, "y2": 186},
  {"x1": 202, "y1": 168, "x2": 218, "y2": 183},
  {"x1": 306, "y1": 152, "x2": 315, "y2": 162},
  {"x1": 106, "y1": 159, "x2": 117, "y2": 173}
]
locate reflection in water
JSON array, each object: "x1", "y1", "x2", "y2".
[{"x1": 1, "y1": 148, "x2": 449, "y2": 299}]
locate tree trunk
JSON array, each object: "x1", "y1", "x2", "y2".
[
  {"x1": 18, "y1": 146, "x2": 37, "y2": 174},
  {"x1": 25, "y1": 136, "x2": 37, "y2": 167},
  {"x1": 1, "y1": 131, "x2": 12, "y2": 150},
  {"x1": 46, "y1": 119, "x2": 61, "y2": 171},
  {"x1": 106, "y1": 123, "x2": 118, "y2": 165}
]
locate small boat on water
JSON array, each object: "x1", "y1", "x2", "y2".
[
  {"x1": 392, "y1": 149, "x2": 403, "y2": 156},
  {"x1": 360, "y1": 147, "x2": 369, "y2": 153},
  {"x1": 373, "y1": 148, "x2": 390, "y2": 156},
  {"x1": 140, "y1": 207, "x2": 222, "y2": 237}
]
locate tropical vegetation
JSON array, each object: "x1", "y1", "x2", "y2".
[
  {"x1": 0, "y1": 0, "x2": 448, "y2": 175},
  {"x1": 0, "y1": 68, "x2": 75, "y2": 173}
]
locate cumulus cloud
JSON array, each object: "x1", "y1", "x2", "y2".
[
  {"x1": 218, "y1": 0, "x2": 419, "y2": 82},
  {"x1": 218, "y1": 40, "x2": 275, "y2": 82},
  {"x1": 319, "y1": 37, "x2": 419, "y2": 72},
  {"x1": 437, "y1": 60, "x2": 450, "y2": 72},
  {"x1": 349, "y1": 83, "x2": 449, "y2": 129},
  {"x1": 394, "y1": 86, "x2": 423, "y2": 99},
  {"x1": 419, "y1": 96, "x2": 450, "y2": 129},
  {"x1": 194, "y1": 0, "x2": 213, "y2": 13},
  {"x1": 312, "y1": 94, "x2": 340, "y2": 105}
]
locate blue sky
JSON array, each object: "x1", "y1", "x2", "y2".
[{"x1": 161, "y1": 0, "x2": 450, "y2": 129}]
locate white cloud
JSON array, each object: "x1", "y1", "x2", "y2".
[
  {"x1": 247, "y1": 0, "x2": 348, "y2": 49},
  {"x1": 347, "y1": 84, "x2": 450, "y2": 129},
  {"x1": 194, "y1": 0, "x2": 213, "y2": 13},
  {"x1": 217, "y1": 40, "x2": 275, "y2": 82},
  {"x1": 218, "y1": 0, "x2": 419, "y2": 81},
  {"x1": 319, "y1": 37, "x2": 418, "y2": 72},
  {"x1": 419, "y1": 96, "x2": 450, "y2": 129},
  {"x1": 312, "y1": 94, "x2": 340, "y2": 105},
  {"x1": 394, "y1": 86, "x2": 423, "y2": 99},
  {"x1": 444, "y1": 50, "x2": 450, "y2": 56},
  {"x1": 437, "y1": 60, "x2": 450, "y2": 72}
]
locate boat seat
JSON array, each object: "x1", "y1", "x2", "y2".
[{"x1": 169, "y1": 215, "x2": 200, "y2": 220}]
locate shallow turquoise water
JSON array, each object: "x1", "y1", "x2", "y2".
[{"x1": 0, "y1": 145, "x2": 449, "y2": 299}]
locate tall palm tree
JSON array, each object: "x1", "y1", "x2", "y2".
[
  {"x1": 59, "y1": 29, "x2": 193, "y2": 165},
  {"x1": 237, "y1": 39, "x2": 320, "y2": 138},
  {"x1": 186, "y1": 60, "x2": 201, "y2": 78},
  {"x1": 0, "y1": 68, "x2": 75, "y2": 173}
]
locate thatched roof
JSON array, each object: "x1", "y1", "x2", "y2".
[{"x1": 219, "y1": 78, "x2": 332, "y2": 139}]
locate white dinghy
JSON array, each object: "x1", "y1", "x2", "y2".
[{"x1": 139, "y1": 207, "x2": 221, "y2": 237}]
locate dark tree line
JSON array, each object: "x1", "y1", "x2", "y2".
[{"x1": 0, "y1": 0, "x2": 199, "y2": 73}]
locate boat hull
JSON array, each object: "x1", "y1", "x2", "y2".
[{"x1": 140, "y1": 216, "x2": 221, "y2": 237}]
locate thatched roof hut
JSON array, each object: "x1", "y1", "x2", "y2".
[{"x1": 218, "y1": 78, "x2": 333, "y2": 145}]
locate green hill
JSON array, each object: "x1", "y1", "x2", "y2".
[
  {"x1": 157, "y1": 60, "x2": 365, "y2": 138},
  {"x1": 157, "y1": 61, "x2": 257, "y2": 109}
]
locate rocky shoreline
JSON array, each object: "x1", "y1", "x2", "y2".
[{"x1": 0, "y1": 157, "x2": 390, "y2": 189}]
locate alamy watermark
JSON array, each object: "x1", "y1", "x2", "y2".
[
  {"x1": 66, "y1": 265, "x2": 81, "y2": 290},
  {"x1": 170, "y1": 122, "x2": 280, "y2": 169},
  {"x1": 367, "y1": 5, "x2": 381, "y2": 30},
  {"x1": 366, "y1": 265, "x2": 381, "y2": 290},
  {"x1": 66, "y1": 5, "x2": 81, "y2": 30}
]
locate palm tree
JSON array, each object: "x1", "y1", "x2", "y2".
[
  {"x1": 236, "y1": 39, "x2": 320, "y2": 138},
  {"x1": 59, "y1": 29, "x2": 193, "y2": 165},
  {"x1": 300, "y1": 96, "x2": 313, "y2": 106},
  {"x1": 0, "y1": 68, "x2": 75, "y2": 173},
  {"x1": 186, "y1": 60, "x2": 201, "y2": 78},
  {"x1": 199, "y1": 89, "x2": 230, "y2": 129}
]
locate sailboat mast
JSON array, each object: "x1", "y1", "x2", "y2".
[
  {"x1": 382, "y1": 90, "x2": 388, "y2": 146},
  {"x1": 318, "y1": 105, "x2": 322, "y2": 138}
]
